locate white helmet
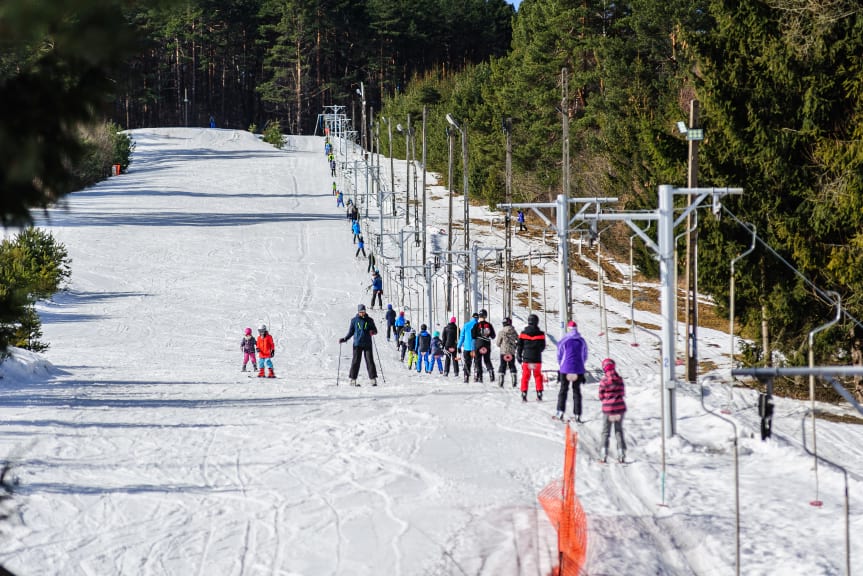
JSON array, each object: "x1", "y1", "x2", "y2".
[{"x1": 259, "y1": 324, "x2": 268, "y2": 332}]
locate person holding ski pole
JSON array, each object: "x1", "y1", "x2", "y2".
[
  {"x1": 369, "y1": 270, "x2": 383, "y2": 308},
  {"x1": 556, "y1": 320, "x2": 589, "y2": 422},
  {"x1": 338, "y1": 304, "x2": 378, "y2": 386}
]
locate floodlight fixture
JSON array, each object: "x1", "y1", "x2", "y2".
[
  {"x1": 677, "y1": 121, "x2": 688, "y2": 134},
  {"x1": 396, "y1": 123, "x2": 404, "y2": 132},
  {"x1": 446, "y1": 114, "x2": 460, "y2": 130}
]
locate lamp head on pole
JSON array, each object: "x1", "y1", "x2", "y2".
[{"x1": 445, "y1": 113, "x2": 460, "y2": 131}]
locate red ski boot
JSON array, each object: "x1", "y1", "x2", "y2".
[
  {"x1": 267, "y1": 368, "x2": 276, "y2": 378},
  {"x1": 257, "y1": 368, "x2": 265, "y2": 378}
]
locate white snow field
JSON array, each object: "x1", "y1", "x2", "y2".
[{"x1": 1, "y1": 127, "x2": 861, "y2": 575}]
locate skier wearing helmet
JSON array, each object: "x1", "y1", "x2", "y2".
[
  {"x1": 241, "y1": 327, "x2": 257, "y2": 372},
  {"x1": 516, "y1": 314, "x2": 546, "y2": 401},
  {"x1": 255, "y1": 324, "x2": 276, "y2": 378},
  {"x1": 470, "y1": 309, "x2": 496, "y2": 383}
]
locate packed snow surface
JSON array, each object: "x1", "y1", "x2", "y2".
[{"x1": 0, "y1": 128, "x2": 860, "y2": 575}]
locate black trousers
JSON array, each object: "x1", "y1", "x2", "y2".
[
  {"x1": 348, "y1": 347, "x2": 377, "y2": 379},
  {"x1": 498, "y1": 354, "x2": 517, "y2": 374},
  {"x1": 557, "y1": 372, "x2": 585, "y2": 416},
  {"x1": 444, "y1": 348, "x2": 459, "y2": 375},
  {"x1": 475, "y1": 350, "x2": 494, "y2": 378},
  {"x1": 371, "y1": 290, "x2": 382, "y2": 308},
  {"x1": 462, "y1": 352, "x2": 474, "y2": 380}
]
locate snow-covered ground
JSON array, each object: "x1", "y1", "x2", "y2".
[{"x1": 0, "y1": 127, "x2": 860, "y2": 575}]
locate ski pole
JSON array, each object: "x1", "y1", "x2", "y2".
[
  {"x1": 337, "y1": 341, "x2": 343, "y2": 386},
  {"x1": 372, "y1": 335, "x2": 386, "y2": 385}
]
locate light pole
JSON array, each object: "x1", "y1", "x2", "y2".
[
  {"x1": 446, "y1": 113, "x2": 469, "y2": 321},
  {"x1": 446, "y1": 126, "x2": 455, "y2": 314},
  {"x1": 356, "y1": 83, "x2": 366, "y2": 152},
  {"x1": 503, "y1": 117, "x2": 513, "y2": 318},
  {"x1": 396, "y1": 117, "x2": 411, "y2": 225}
]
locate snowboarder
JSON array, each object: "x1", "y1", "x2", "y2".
[
  {"x1": 431, "y1": 331, "x2": 445, "y2": 374},
  {"x1": 471, "y1": 309, "x2": 496, "y2": 382},
  {"x1": 355, "y1": 235, "x2": 366, "y2": 258},
  {"x1": 369, "y1": 270, "x2": 383, "y2": 308},
  {"x1": 556, "y1": 320, "x2": 589, "y2": 422},
  {"x1": 256, "y1": 324, "x2": 276, "y2": 378},
  {"x1": 442, "y1": 316, "x2": 460, "y2": 377},
  {"x1": 517, "y1": 209, "x2": 526, "y2": 232},
  {"x1": 383, "y1": 304, "x2": 397, "y2": 341},
  {"x1": 241, "y1": 327, "x2": 257, "y2": 372},
  {"x1": 598, "y1": 358, "x2": 627, "y2": 463},
  {"x1": 415, "y1": 324, "x2": 432, "y2": 373},
  {"x1": 495, "y1": 317, "x2": 519, "y2": 388},
  {"x1": 516, "y1": 314, "x2": 546, "y2": 401},
  {"x1": 338, "y1": 304, "x2": 378, "y2": 386},
  {"x1": 457, "y1": 312, "x2": 479, "y2": 383}
]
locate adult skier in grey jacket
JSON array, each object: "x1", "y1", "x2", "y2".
[{"x1": 495, "y1": 317, "x2": 519, "y2": 388}]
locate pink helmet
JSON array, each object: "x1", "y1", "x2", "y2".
[
  {"x1": 244, "y1": 327, "x2": 252, "y2": 335},
  {"x1": 450, "y1": 316, "x2": 457, "y2": 323}
]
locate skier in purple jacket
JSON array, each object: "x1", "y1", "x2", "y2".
[{"x1": 555, "y1": 320, "x2": 588, "y2": 421}]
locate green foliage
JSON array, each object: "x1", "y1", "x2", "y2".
[
  {"x1": 111, "y1": 124, "x2": 134, "y2": 172},
  {"x1": 0, "y1": 228, "x2": 71, "y2": 354},
  {"x1": 248, "y1": 123, "x2": 258, "y2": 134},
  {"x1": 262, "y1": 121, "x2": 284, "y2": 149},
  {"x1": 0, "y1": 0, "x2": 137, "y2": 227}
]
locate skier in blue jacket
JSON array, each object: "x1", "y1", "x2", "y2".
[
  {"x1": 338, "y1": 304, "x2": 378, "y2": 386},
  {"x1": 457, "y1": 312, "x2": 479, "y2": 383},
  {"x1": 369, "y1": 271, "x2": 383, "y2": 309},
  {"x1": 351, "y1": 220, "x2": 361, "y2": 244}
]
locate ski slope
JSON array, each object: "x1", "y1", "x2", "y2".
[{"x1": 0, "y1": 127, "x2": 860, "y2": 575}]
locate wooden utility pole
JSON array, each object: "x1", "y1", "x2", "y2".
[{"x1": 561, "y1": 68, "x2": 572, "y2": 323}]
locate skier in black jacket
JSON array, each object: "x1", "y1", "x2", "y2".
[
  {"x1": 338, "y1": 304, "x2": 378, "y2": 386},
  {"x1": 441, "y1": 316, "x2": 460, "y2": 377},
  {"x1": 470, "y1": 309, "x2": 496, "y2": 382},
  {"x1": 516, "y1": 313, "x2": 546, "y2": 401}
]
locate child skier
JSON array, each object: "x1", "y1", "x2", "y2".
[
  {"x1": 256, "y1": 324, "x2": 276, "y2": 378},
  {"x1": 598, "y1": 358, "x2": 627, "y2": 463},
  {"x1": 495, "y1": 317, "x2": 519, "y2": 387},
  {"x1": 355, "y1": 235, "x2": 366, "y2": 258},
  {"x1": 405, "y1": 325, "x2": 418, "y2": 369},
  {"x1": 431, "y1": 331, "x2": 445, "y2": 374},
  {"x1": 241, "y1": 327, "x2": 257, "y2": 372},
  {"x1": 336, "y1": 190, "x2": 344, "y2": 207},
  {"x1": 394, "y1": 310, "x2": 406, "y2": 347},
  {"x1": 415, "y1": 324, "x2": 432, "y2": 373},
  {"x1": 516, "y1": 314, "x2": 546, "y2": 401},
  {"x1": 398, "y1": 320, "x2": 411, "y2": 361}
]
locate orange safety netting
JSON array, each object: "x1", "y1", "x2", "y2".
[{"x1": 538, "y1": 424, "x2": 587, "y2": 576}]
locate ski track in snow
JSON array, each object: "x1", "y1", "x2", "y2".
[{"x1": 0, "y1": 128, "x2": 859, "y2": 575}]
